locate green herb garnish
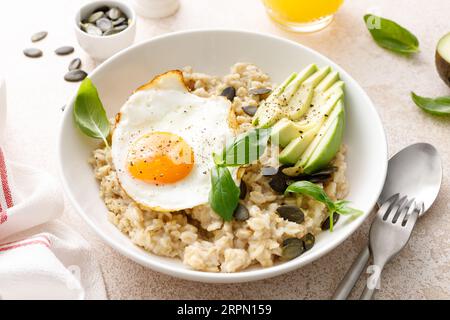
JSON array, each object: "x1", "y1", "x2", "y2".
[
  {"x1": 364, "y1": 14, "x2": 419, "y2": 54},
  {"x1": 73, "y1": 78, "x2": 110, "y2": 147},
  {"x1": 216, "y1": 128, "x2": 271, "y2": 166},
  {"x1": 209, "y1": 165, "x2": 240, "y2": 221},
  {"x1": 209, "y1": 128, "x2": 271, "y2": 220},
  {"x1": 285, "y1": 181, "x2": 362, "y2": 231},
  {"x1": 411, "y1": 92, "x2": 450, "y2": 116}
]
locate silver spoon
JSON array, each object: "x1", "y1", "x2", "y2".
[{"x1": 332, "y1": 143, "x2": 442, "y2": 300}]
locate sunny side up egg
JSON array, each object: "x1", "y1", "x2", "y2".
[{"x1": 111, "y1": 70, "x2": 237, "y2": 211}]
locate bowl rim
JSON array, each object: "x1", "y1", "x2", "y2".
[
  {"x1": 74, "y1": 0, "x2": 137, "y2": 40},
  {"x1": 58, "y1": 29, "x2": 388, "y2": 283}
]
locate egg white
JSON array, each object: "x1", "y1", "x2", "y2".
[{"x1": 112, "y1": 74, "x2": 236, "y2": 211}]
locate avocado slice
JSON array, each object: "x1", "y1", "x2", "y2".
[
  {"x1": 314, "y1": 71, "x2": 339, "y2": 94},
  {"x1": 285, "y1": 66, "x2": 332, "y2": 120},
  {"x1": 252, "y1": 73, "x2": 297, "y2": 128},
  {"x1": 278, "y1": 64, "x2": 318, "y2": 103},
  {"x1": 270, "y1": 118, "x2": 302, "y2": 147},
  {"x1": 283, "y1": 100, "x2": 345, "y2": 176},
  {"x1": 294, "y1": 89, "x2": 343, "y2": 132},
  {"x1": 278, "y1": 129, "x2": 318, "y2": 164}
]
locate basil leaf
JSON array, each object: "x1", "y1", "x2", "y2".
[
  {"x1": 364, "y1": 14, "x2": 419, "y2": 54},
  {"x1": 285, "y1": 181, "x2": 362, "y2": 231},
  {"x1": 73, "y1": 78, "x2": 110, "y2": 146},
  {"x1": 209, "y1": 165, "x2": 240, "y2": 221},
  {"x1": 285, "y1": 181, "x2": 335, "y2": 211},
  {"x1": 220, "y1": 128, "x2": 271, "y2": 166},
  {"x1": 411, "y1": 92, "x2": 450, "y2": 116}
]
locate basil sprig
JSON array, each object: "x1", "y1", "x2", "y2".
[
  {"x1": 209, "y1": 128, "x2": 271, "y2": 220},
  {"x1": 73, "y1": 78, "x2": 110, "y2": 147},
  {"x1": 209, "y1": 165, "x2": 240, "y2": 221},
  {"x1": 411, "y1": 92, "x2": 450, "y2": 116},
  {"x1": 216, "y1": 128, "x2": 271, "y2": 166},
  {"x1": 285, "y1": 181, "x2": 363, "y2": 231},
  {"x1": 364, "y1": 14, "x2": 419, "y2": 54}
]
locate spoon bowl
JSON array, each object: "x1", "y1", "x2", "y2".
[{"x1": 377, "y1": 143, "x2": 442, "y2": 215}]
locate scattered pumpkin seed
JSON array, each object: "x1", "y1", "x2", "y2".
[
  {"x1": 31, "y1": 31, "x2": 48, "y2": 42},
  {"x1": 107, "y1": 7, "x2": 123, "y2": 20},
  {"x1": 68, "y1": 58, "x2": 82, "y2": 71},
  {"x1": 233, "y1": 204, "x2": 250, "y2": 221},
  {"x1": 88, "y1": 11, "x2": 105, "y2": 23},
  {"x1": 281, "y1": 238, "x2": 305, "y2": 260},
  {"x1": 64, "y1": 70, "x2": 87, "y2": 82},
  {"x1": 302, "y1": 233, "x2": 315, "y2": 251},
  {"x1": 55, "y1": 46, "x2": 74, "y2": 55},
  {"x1": 96, "y1": 17, "x2": 113, "y2": 32},
  {"x1": 23, "y1": 48, "x2": 43, "y2": 58},
  {"x1": 242, "y1": 105, "x2": 257, "y2": 116},
  {"x1": 220, "y1": 86, "x2": 236, "y2": 102},
  {"x1": 321, "y1": 213, "x2": 340, "y2": 230},
  {"x1": 239, "y1": 181, "x2": 247, "y2": 200},
  {"x1": 249, "y1": 87, "x2": 272, "y2": 95},
  {"x1": 276, "y1": 205, "x2": 305, "y2": 224}
]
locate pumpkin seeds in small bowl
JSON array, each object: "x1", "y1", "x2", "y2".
[{"x1": 80, "y1": 5, "x2": 129, "y2": 37}]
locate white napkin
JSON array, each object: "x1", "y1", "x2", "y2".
[{"x1": 0, "y1": 147, "x2": 107, "y2": 300}]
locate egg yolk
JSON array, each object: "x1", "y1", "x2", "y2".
[{"x1": 127, "y1": 132, "x2": 194, "y2": 184}]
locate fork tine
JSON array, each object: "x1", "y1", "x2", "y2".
[
  {"x1": 378, "y1": 193, "x2": 400, "y2": 220},
  {"x1": 403, "y1": 201, "x2": 422, "y2": 229},
  {"x1": 385, "y1": 195, "x2": 408, "y2": 221},
  {"x1": 395, "y1": 198, "x2": 414, "y2": 225}
]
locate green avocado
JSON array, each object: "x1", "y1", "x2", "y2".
[
  {"x1": 270, "y1": 118, "x2": 302, "y2": 147},
  {"x1": 286, "y1": 66, "x2": 335, "y2": 121},
  {"x1": 283, "y1": 100, "x2": 345, "y2": 176},
  {"x1": 252, "y1": 73, "x2": 297, "y2": 128},
  {"x1": 278, "y1": 128, "x2": 318, "y2": 164}
]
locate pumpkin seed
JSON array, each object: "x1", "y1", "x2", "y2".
[
  {"x1": 220, "y1": 87, "x2": 236, "y2": 102},
  {"x1": 281, "y1": 238, "x2": 304, "y2": 260},
  {"x1": 321, "y1": 213, "x2": 340, "y2": 230},
  {"x1": 85, "y1": 23, "x2": 103, "y2": 36},
  {"x1": 96, "y1": 17, "x2": 113, "y2": 32},
  {"x1": 242, "y1": 105, "x2": 257, "y2": 116},
  {"x1": 68, "y1": 58, "x2": 82, "y2": 71},
  {"x1": 311, "y1": 166, "x2": 337, "y2": 176},
  {"x1": 23, "y1": 48, "x2": 43, "y2": 58},
  {"x1": 64, "y1": 70, "x2": 87, "y2": 82},
  {"x1": 55, "y1": 46, "x2": 74, "y2": 55},
  {"x1": 302, "y1": 233, "x2": 315, "y2": 251},
  {"x1": 31, "y1": 31, "x2": 47, "y2": 42},
  {"x1": 87, "y1": 11, "x2": 105, "y2": 23},
  {"x1": 249, "y1": 87, "x2": 272, "y2": 95},
  {"x1": 239, "y1": 181, "x2": 247, "y2": 200},
  {"x1": 261, "y1": 166, "x2": 278, "y2": 176},
  {"x1": 233, "y1": 204, "x2": 250, "y2": 221},
  {"x1": 112, "y1": 17, "x2": 126, "y2": 26},
  {"x1": 276, "y1": 205, "x2": 305, "y2": 224},
  {"x1": 107, "y1": 7, "x2": 123, "y2": 20}
]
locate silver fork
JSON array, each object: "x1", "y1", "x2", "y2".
[{"x1": 360, "y1": 194, "x2": 423, "y2": 300}]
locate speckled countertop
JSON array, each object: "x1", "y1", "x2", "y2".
[{"x1": 0, "y1": 0, "x2": 449, "y2": 299}]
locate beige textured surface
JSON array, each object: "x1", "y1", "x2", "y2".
[{"x1": 0, "y1": 0, "x2": 449, "y2": 299}]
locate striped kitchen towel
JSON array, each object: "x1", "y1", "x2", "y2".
[{"x1": 0, "y1": 146, "x2": 106, "y2": 299}]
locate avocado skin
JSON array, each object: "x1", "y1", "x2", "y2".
[
  {"x1": 302, "y1": 104, "x2": 345, "y2": 174},
  {"x1": 436, "y1": 50, "x2": 450, "y2": 88}
]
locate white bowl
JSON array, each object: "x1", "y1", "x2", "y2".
[
  {"x1": 58, "y1": 30, "x2": 388, "y2": 283},
  {"x1": 74, "y1": 0, "x2": 136, "y2": 61}
]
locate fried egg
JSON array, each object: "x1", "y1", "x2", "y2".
[{"x1": 112, "y1": 70, "x2": 236, "y2": 211}]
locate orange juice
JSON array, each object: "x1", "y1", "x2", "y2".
[{"x1": 263, "y1": 0, "x2": 344, "y2": 32}]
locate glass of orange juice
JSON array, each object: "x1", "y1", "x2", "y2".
[{"x1": 263, "y1": 0, "x2": 344, "y2": 33}]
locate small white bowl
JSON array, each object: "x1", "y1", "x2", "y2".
[
  {"x1": 59, "y1": 30, "x2": 388, "y2": 283},
  {"x1": 75, "y1": 0, "x2": 136, "y2": 61}
]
